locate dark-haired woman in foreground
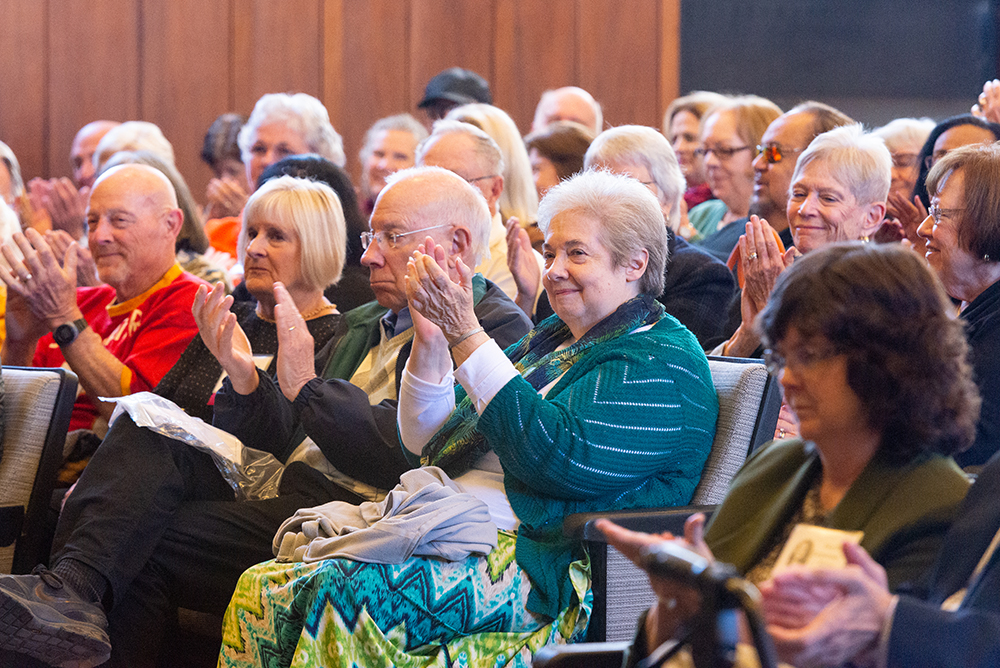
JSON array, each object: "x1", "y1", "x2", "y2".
[{"x1": 602, "y1": 242, "x2": 980, "y2": 661}]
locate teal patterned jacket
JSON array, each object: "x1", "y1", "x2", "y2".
[{"x1": 479, "y1": 313, "x2": 718, "y2": 618}]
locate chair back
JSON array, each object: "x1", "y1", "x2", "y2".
[
  {"x1": 692, "y1": 357, "x2": 781, "y2": 504},
  {"x1": 571, "y1": 356, "x2": 781, "y2": 642},
  {"x1": 0, "y1": 367, "x2": 77, "y2": 574}
]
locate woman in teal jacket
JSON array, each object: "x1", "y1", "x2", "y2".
[{"x1": 219, "y1": 170, "x2": 719, "y2": 668}]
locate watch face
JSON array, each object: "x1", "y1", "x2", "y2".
[{"x1": 53, "y1": 323, "x2": 77, "y2": 346}]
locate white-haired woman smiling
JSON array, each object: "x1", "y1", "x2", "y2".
[
  {"x1": 216, "y1": 170, "x2": 718, "y2": 668},
  {"x1": 205, "y1": 92, "x2": 346, "y2": 258}
]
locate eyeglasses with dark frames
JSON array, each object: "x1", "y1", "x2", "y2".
[{"x1": 755, "y1": 144, "x2": 805, "y2": 165}]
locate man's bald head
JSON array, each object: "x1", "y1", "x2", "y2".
[
  {"x1": 93, "y1": 163, "x2": 179, "y2": 210},
  {"x1": 531, "y1": 87, "x2": 603, "y2": 134},
  {"x1": 379, "y1": 166, "x2": 491, "y2": 266},
  {"x1": 363, "y1": 166, "x2": 492, "y2": 313},
  {"x1": 72, "y1": 120, "x2": 120, "y2": 188},
  {"x1": 86, "y1": 163, "x2": 184, "y2": 300}
]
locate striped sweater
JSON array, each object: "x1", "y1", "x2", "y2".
[{"x1": 479, "y1": 313, "x2": 718, "y2": 618}]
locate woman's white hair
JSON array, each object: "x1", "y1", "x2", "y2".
[
  {"x1": 93, "y1": 121, "x2": 175, "y2": 172},
  {"x1": 539, "y1": 169, "x2": 668, "y2": 296},
  {"x1": 872, "y1": 118, "x2": 936, "y2": 154},
  {"x1": 445, "y1": 103, "x2": 539, "y2": 224},
  {"x1": 0, "y1": 200, "x2": 22, "y2": 271},
  {"x1": 792, "y1": 124, "x2": 892, "y2": 207},
  {"x1": 584, "y1": 125, "x2": 685, "y2": 232},
  {"x1": 238, "y1": 93, "x2": 345, "y2": 167},
  {"x1": 239, "y1": 175, "x2": 347, "y2": 291}
]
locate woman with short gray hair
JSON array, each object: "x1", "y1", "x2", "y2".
[
  {"x1": 218, "y1": 169, "x2": 717, "y2": 668},
  {"x1": 532, "y1": 126, "x2": 736, "y2": 347},
  {"x1": 206, "y1": 93, "x2": 345, "y2": 258}
]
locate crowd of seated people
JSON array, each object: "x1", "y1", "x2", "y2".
[{"x1": 0, "y1": 64, "x2": 998, "y2": 668}]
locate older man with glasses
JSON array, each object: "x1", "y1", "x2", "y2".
[{"x1": 417, "y1": 119, "x2": 544, "y2": 304}]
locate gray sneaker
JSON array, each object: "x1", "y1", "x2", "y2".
[{"x1": 0, "y1": 566, "x2": 111, "y2": 668}]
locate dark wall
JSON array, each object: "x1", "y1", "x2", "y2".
[{"x1": 680, "y1": 0, "x2": 999, "y2": 125}]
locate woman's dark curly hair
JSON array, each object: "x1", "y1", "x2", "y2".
[{"x1": 757, "y1": 242, "x2": 980, "y2": 462}]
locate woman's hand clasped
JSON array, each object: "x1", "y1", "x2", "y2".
[{"x1": 405, "y1": 237, "x2": 480, "y2": 344}]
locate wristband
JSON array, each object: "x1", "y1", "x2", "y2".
[{"x1": 449, "y1": 326, "x2": 484, "y2": 350}]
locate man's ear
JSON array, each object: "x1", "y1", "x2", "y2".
[
  {"x1": 163, "y1": 208, "x2": 184, "y2": 237},
  {"x1": 488, "y1": 175, "x2": 505, "y2": 211},
  {"x1": 451, "y1": 225, "x2": 473, "y2": 261},
  {"x1": 624, "y1": 248, "x2": 649, "y2": 283}
]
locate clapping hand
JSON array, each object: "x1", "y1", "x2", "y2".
[
  {"x1": 760, "y1": 542, "x2": 892, "y2": 668},
  {"x1": 273, "y1": 282, "x2": 317, "y2": 401},
  {"x1": 192, "y1": 283, "x2": 257, "y2": 394}
]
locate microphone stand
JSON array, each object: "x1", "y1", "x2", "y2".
[{"x1": 639, "y1": 545, "x2": 780, "y2": 668}]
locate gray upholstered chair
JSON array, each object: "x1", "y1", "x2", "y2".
[
  {"x1": 0, "y1": 366, "x2": 78, "y2": 574},
  {"x1": 563, "y1": 356, "x2": 781, "y2": 643}
]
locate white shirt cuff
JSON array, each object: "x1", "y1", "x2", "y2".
[{"x1": 398, "y1": 362, "x2": 456, "y2": 455}]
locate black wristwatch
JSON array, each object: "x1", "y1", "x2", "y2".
[{"x1": 52, "y1": 318, "x2": 90, "y2": 346}]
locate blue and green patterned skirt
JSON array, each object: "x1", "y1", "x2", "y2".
[{"x1": 218, "y1": 530, "x2": 591, "y2": 668}]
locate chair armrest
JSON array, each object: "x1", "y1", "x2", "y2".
[
  {"x1": 532, "y1": 641, "x2": 630, "y2": 668},
  {"x1": 564, "y1": 506, "x2": 717, "y2": 541}
]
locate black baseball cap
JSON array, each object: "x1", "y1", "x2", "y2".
[{"x1": 418, "y1": 67, "x2": 492, "y2": 108}]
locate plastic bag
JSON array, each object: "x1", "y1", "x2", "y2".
[{"x1": 107, "y1": 392, "x2": 284, "y2": 500}]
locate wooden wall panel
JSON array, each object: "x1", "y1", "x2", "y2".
[
  {"x1": 578, "y1": 0, "x2": 661, "y2": 130},
  {"x1": 493, "y1": 0, "x2": 578, "y2": 135},
  {"x1": 409, "y1": 0, "x2": 495, "y2": 110},
  {"x1": 0, "y1": 0, "x2": 47, "y2": 181},
  {"x1": 47, "y1": 0, "x2": 141, "y2": 179},
  {"x1": 332, "y1": 0, "x2": 411, "y2": 183},
  {"x1": 659, "y1": 0, "x2": 682, "y2": 121},
  {"x1": 0, "y1": 0, "x2": 683, "y2": 201},
  {"x1": 233, "y1": 0, "x2": 323, "y2": 113},
  {"x1": 142, "y1": 0, "x2": 233, "y2": 204}
]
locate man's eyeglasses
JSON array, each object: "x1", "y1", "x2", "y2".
[
  {"x1": 694, "y1": 145, "x2": 753, "y2": 160},
  {"x1": 755, "y1": 144, "x2": 805, "y2": 165},
  {"x1": 466, "y1": 174, "x2": 498, "y2": 185},
  {"x1": 360, "y1": 223, "x2": 452, "y2": 250}
]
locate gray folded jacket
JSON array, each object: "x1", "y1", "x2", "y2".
[{"x1": 273, "y1": 466, "x2": 499, "y2": 564}]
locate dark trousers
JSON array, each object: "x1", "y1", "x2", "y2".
[{"x1": 51, "y1": 413, "x2": 362, "y2": 667}]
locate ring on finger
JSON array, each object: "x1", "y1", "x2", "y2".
[{"x1": 748, "y1": 252, "x2": 759, "y2": 261}]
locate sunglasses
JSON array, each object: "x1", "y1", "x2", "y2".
[{"x1": 755, "y1": 144, "x2": 805, "y2": 164}]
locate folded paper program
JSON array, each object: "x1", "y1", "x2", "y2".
[{"x1": 273, "y1": 466, "x2": 498, "y2": 564}]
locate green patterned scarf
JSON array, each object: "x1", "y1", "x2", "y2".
[{"x1": 421, "y1": 294, "x2": 665, "y2": 476}]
